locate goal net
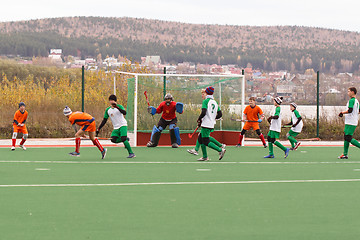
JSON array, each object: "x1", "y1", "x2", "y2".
[{"x1": 115, "y1": 72, "x2": 245, "y2": 146}]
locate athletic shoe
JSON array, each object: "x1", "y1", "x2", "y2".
[
  {"x1": 187, "y1": 149, "x2": 199, "y2": 155},
  {"x1": 219, "y1": 148, "x2": 226, "y2": 160},
  {"x1": 172, "y1": 143, "x2": 179, "y2": 148},
  {"x1": 290, "y1": 147, "x2": 294, "y2": 151},
  {"x1": 221, "y1": 144, "x2": 226, "y2": 149},
  {"x1": 127, "y1": 153, "x2": 136, "y2": 158},
  {"x1": 294, "y1": 142, "x2": 301, "y2": 150},
  {"x1": 284, "y1": 148, "x2": 290, "y2": 158},
  {"x1": 101, "y1": 148, "x2": 107, "y2": 159},
  {"x1": 147, "y1": 141, "x2": 157, "y2": 147},
  {"x1": 11, "y1": 146, "x2": 15, "y2": 151},
  {"x1": 69, "y1": 152, "x2": 80, "y2": 157},
  {"x1": 338, "y1": 154, "x2": 348, "y2": 159},
  {"x1": 19, "y1": 145, "x2": 26, "y2": 150},
  {"x1": 236, "y1": 144, "x2": 241, "y2": 147},
  {"x1": 263, "y1": 144, "x2": 267, "y2": 148},
  {"x1": 197, "y1": 157, "x2": 210, "y2": 161},
  {"x1": 264, "y1": 154, "x2": 274, "y2": 158}
]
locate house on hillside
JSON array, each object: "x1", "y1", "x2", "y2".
[{"x1": 49, "y1": 49, "x2": 63, "y2": 62}]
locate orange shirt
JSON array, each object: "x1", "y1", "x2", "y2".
[
  {"x1": 243, "y1": 105, "x2": 263, "y2": 121},
  {"x1": 68, "y1": 112, "x2": 95, "y2": 126},
  {"x1": 13, "y1": 110, "x2": 28, "y2": 126}
]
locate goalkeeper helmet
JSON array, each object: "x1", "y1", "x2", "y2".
[
  {"x1": 164, "y1": 93, "x2": 173, "y2": 101},
  {"x1": 63, "y1": 106, "x2": 72, "y2": 116}
]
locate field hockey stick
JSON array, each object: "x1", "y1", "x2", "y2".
[
  {"x1": 230, "y1": 117, "x2": 258, "y2": 123},
  {"x1": 144, "y1": 91, "x2": 150, "y2": 107},
  {"x1": 188, "y1": 126, "x2": 199, "y2": 138},
  {"x1": 282, "y1": 125, "x2": 292, "y2": 128}
]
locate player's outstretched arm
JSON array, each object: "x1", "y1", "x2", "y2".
[
  {"x1": 292, "y1": 117, "x2": 302, "y2": 127},
  {"x1": 216, "y1": 110, "x2": 222, "y2": 120},
  {"x1": 96, "y1": 118, "x2": 108, "y2": 136}
]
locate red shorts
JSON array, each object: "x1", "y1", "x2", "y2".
[
  {"x1": 243, "y1": 122, "x2": 260, "y2": 131},
  {"x1": 13, "y1": 125, "x2": 28, "y2": 134},
  {"x1": 81, "y1": 121, "x2": 96, "y2": 132}
]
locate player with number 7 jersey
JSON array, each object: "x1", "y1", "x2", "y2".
[{"x1": 196, "y1": 86, "x2": 226, "y2": 161}]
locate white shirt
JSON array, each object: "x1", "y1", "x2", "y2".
[
  {"x1": 291, "y1": 109, "x2": 303, "y2": 133},
  {"x1": 104, "y1": 105, "x2": 127, "y2": 129},
  {"x1": 345, "y1": 98, "x2": 359, "y2": 126},
  {"x1": 201, "y1": 95, "x2": 219, "y2": 129},
  {"x1": 270, "y1": 106, "x2": 282, "y2": 132}
]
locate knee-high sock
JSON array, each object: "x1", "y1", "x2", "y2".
[
  {"x1": 238, "y1": 134, "x2": 244, "y2": 145},
  {"x1": 124, "y1": 140, "x2": 133, "y2": 154},
  {"x1": 259, "y1": 133, "x2": 266, "y2": 145},
  {"x1": 210, "y1": 137, "x2": 222, "y2": 147},
  {"x1": 287, "y1": 136, "x2": 297, "y2": 148},
  {"x1": 201, "y1": 144, "x2": 207, "y2": 158},
  {"x1": 12, "y1": 138, "x2": 16, "y2": 147},
  {"x1": 350, "y1": 138, "x2": 360, "y2": 148},
  {"x1": 20, "y1": 138, "x2": 26, "y2": 145},
  {"x1": 344, "y1": 141, "x2": 350, "y2": 156},
  {"x1": 92, "y1": 138, "x2": 104, "y2": 152},
  {"x1": 274, "y1": 141, "x2": 287, "y2": 152},
  {"x1": 208, "y1": 142, "x2": 222, "y2": 152},
  {"x1": 195, "y1": 140, "x2": 200, "y2": 152},
  {"x1": 269, "y1": 142, "x2": 274, "y2": 155},
  {"x1": 75, "y1": 138, "x2": 81, "y2": 153}
]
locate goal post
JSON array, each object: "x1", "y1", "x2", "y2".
[{"x1": 115, "y1": 71, "x2": 245, "y2": 146}]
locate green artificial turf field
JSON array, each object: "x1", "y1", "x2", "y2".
[{"x1": 1, "y1": 146, "x2": 360, "y2": 240}]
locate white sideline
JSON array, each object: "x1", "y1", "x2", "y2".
[
  {"x1": 1, "y1": 160, "x2": 360, "y2": 164},
  {"x1": 1, "y1": 179, "x2": 360, "y2": 188}
]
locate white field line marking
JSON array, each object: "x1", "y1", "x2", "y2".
[
  {"x1": 1, "y1": 160, "x2": 360, "y2": 165},
  {"x1": 1, "y1": 179, "x2": 360, "y2": 188},
  {"x1": 353, "y1": 169, "x2": 360, "y2": 171},
  {"x1": 35, "y1": 168, "x2": 50, "y2": 171},
  {"x1": 196, "y1": 169, "x2": 211, "y2": 171}
]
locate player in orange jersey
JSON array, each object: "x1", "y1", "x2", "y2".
[
  {"x1": 63, "y1": 106, "x2": 107, "y2": 159},
  {"x1": 11, "y1": 102, "x2": 28, "y2": 151},
  {"x1": 236, "y1": 97, "x2": 267, "y2": 147}
]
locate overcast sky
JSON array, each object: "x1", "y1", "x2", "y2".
[{"x1": 1, "y1": 0, "x2": 359, "y2": 32}]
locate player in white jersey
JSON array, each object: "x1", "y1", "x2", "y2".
[
  {"x1": 264, "y1": 96, "x2": 290, "y2": 158},
  {"x1": 196, "y1": 86, "x2": 226, "y2": 161},
  {"x1": 338, "y1": 87, "x2": 360, "y2": 159},
  {"x1": 97, "y1": 95, "x2": 135, "y2": 158},
  {"x1": 284, "y1": 102, "x2": 303, "y2": 150}
]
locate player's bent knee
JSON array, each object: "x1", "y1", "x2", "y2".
[
  {"x1": 121, "y1": 136, "x2": 127, "y2": 142},
  {"x1": 267, "y1": 136, "x2": 275, "y2": 143},
  {"x1": 344, "y1": 135, "x2": 352, "y2": 142},
  {"x1": 169, "y1": 124, "x2": 176, "y2": 130},
  {"x1": 241, "y1": 129, "x2": 246, "y2": 135},
  {"x1": 197, "y1": 134, "x2": 203, "y2": 144},
  {"x1": 12, "y1": 132, "x2": 18, "y2": 139},
  {"x1": 202, "y1": 137, "x2": 210, "y2": 146},
  {"x1": 111, "y1": 136, "x2": 118, "y2": 143},
  {"x1": 256, "y1": 129, "x2": 261, "y2": 135}
]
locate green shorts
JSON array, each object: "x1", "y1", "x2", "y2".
[
  {"x1": 268, "y1": 130, "x2": 280, "y2": 139},
  {"x1": 201, "y1": 127, "x2": 213, "y2": 138},
  {"x1": 288, "y1": 130, "x2": 299, "y2": 137},
  {"x1": 111, "y1": 126, "x2": 128, "y2": 138},
  {"x1": 344, "y1": 124, "x2": 357, "y2": 136}
]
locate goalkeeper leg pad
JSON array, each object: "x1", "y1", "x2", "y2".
[
  {"x1": 150, "y1": 125, "x2": 162, "y2": 142},
  {"x1": 170, "y1": 127, "x2": 181, "y2": 145}
]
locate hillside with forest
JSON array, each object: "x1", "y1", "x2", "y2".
[{"x1": 1, "y1": 16, "x2": 360, "y2": 72}]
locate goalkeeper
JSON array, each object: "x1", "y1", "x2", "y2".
[
  {"x1": 147, "y1": 93, "x2": 183, "y2": 148},
  {"x1": 97, "y1": 94, "x2": 135, "y2": 158}
]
